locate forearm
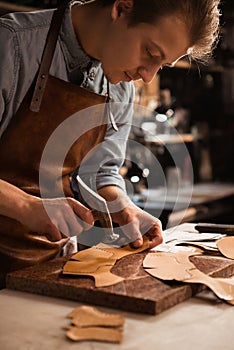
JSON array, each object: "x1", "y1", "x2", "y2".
[
  {"x1": 0, "y1": 179, "x2": 35, "y2": 223},
  {"x1": 98, "y1": 185, "x2": 131, "y2": 215}
]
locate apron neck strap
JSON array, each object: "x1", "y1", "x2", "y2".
[{"x1": 30, "y1": 1, "x2": 70, "y2": 112}]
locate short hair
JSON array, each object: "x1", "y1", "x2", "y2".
[{"x1": 97, "y1": 0, "x2": 221, "y2": 62}]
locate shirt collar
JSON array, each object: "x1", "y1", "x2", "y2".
[{"x1": 59, "y1": 2, "x2": 100, "y2": 73}]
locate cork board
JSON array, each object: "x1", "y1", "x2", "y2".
[{"x1": 6, "y1": 252, "x2": 234, "y2": 315}]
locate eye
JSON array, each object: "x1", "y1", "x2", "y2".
[
  {"x1": 145, "y1": 47, "x2": 162, "y2": 63},
  {"x1": 146, "y1": 48, "x2": 154, "y2": 58}
]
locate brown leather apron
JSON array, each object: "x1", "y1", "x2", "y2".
[{"x1": 0, "y1": 3, "x2": 108, "y2": 279}]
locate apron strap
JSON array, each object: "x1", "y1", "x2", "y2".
[{"x1": 30, "y1": 1, "x2": 70, "y2": 112}]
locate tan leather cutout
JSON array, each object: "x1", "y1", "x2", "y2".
[
  {"x1": 177, "y1": 241, "x2": 218, "y2": 252},
  {"x1": 63, "y1": 263, "x2": 124, "y2": 287},
  {"x1": 71, "y1": 236, "x2": 150, "y2": 261},
  {"x1": 143, "y1": 251, "x2": 234, "y2": 303},
  {"x1": 65, "y1": 305, "x2": 124, "y2": 343},
  {"x1": 63, "y1": 236, "x2": 150, "y2": 287},
  {"x1": 66, "y1": 325, "x2": 123, "y2": 343},
  {"x1": 71, "y1": 246, "x2": 114, "y2": 262},
  {"x1": 67, "y1": 305, "x2": 125, "y2": 327},
  {"x1": 64, "y1": 258, "x2": 116, "y2": 273},
  {"x1": 217, "y1": 237, "x2": 234, "y2": 260}
]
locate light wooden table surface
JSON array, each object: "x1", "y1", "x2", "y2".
[{"x1": 0, "y1": 287, "x2": 234, "y2": 350}]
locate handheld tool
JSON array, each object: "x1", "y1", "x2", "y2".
[
  {"x1": 195, "y1": 223, "x2": 234, "y2": 235},
  {"x1": 76, "y1": 175, "x2": 119, "y2": 244}
]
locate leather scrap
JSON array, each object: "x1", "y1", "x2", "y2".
[
  {"x1": 217, "y1": 237, "x2": 234, "y2": 260},
  {"x1": 65, "y1": 305, "x2": 124, "y2": 343},
  {"x1": 143, "y1": 251, "x2": 234, "y2": 303},
  {"x1": 66, "y1": 325, "x2": 123, "y2": 343},
  {"x1": 62, "y1": 236, "x2": 149, "y2": 287},
  {"x1": 67, "y1": 305, "x2": 125, "y2": 327},
  {"x1": 63, "y1": 263, "x2": 124, "y2": 287},
  {"x1": 71, "y1": 235, "x2": 150, "y2": 261}
]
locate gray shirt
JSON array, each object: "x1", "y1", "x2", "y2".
[{"x1": 0, "y1": 3, "x2": 134, "y2": 193}]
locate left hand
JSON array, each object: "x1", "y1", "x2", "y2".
[
  {"x1": 111, "y1": 202, "x2": 163, "y2": 249},
  {"x1": 98, "y1": 186, "x2": 163, "y2": 249}
]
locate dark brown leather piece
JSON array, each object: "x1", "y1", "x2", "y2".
[
  {"x1": 0, "y1": 216, "x2": 68, "y2": 274},
  {"x1": 0, "y1": 75, "x2": 107, "y2": 197}
]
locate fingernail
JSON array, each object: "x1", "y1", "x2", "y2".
[{"x1": 134, "y1": 238, "x2": 142, "y2": 247}]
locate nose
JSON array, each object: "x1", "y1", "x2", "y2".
[{"x1": 138, "y1": 64, "x2": 161, "y2": 84}]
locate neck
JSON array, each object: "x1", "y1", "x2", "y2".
[{"x1": 71, "y1": 2, "x2": 111, "y2": 60}]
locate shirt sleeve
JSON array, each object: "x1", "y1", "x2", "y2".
[
  {"x1": 71, "y1": 81, "x2": 135, "y2": 193},
  {"x1": 0, "y1": 22, "x2": 19, "y2": 135}
]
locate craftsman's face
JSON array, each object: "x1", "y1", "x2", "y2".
[{"x1": 99, "y1": 11, "x2": 190, "y2": 84}]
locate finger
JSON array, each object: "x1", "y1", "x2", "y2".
[
  {"x1": 116, "y1": 233, "x2": 143, "y2": 248},
  {"x1": 147, "y1": 234, "x2": 163, "y2": 249},
  {"x1": 45, "y1": 223, "x2": 64, "y2": 242},
  {"x1": 68, "y1": 198, "x2": 94, "y2": 230},
  {"x1": 131, "y1": 236, "x2": 143, "y2": 248},
  {"x1": 115, "y1": 236, "x2": 128, "y2": 247},
  {"x1": 146, "y1": 221, "x2": 163, "y2": 249},
  {"x1": 120, "y1": 218, "x2": 143, "y2": 246},
  {"x1": 55, "y1": 219, "x2": 70, "y2": 238},
  {"x1": 53, "y1": 199, "x2": 89, "y2": 235},
  {"x1": 67, "y1": 215, "x2": 85, "y2": 236}
]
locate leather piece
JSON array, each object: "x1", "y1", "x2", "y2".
[
  {"x1": 62, "y1": 236, "x2": 150, "y2": 287},
  {"x1": 217, "y1": 237, "x2": 234, "y2": 260},
  {"x1": 143, "y1": 251, "x2": 234, "y2": 303},
  {"x1": 67, "y1": 305, "x2": 125, "y2": 327},
  {"x1": 0, "y1": 76, "x2": 107, "y2": 197},
  {"x1": 65, "y1": 305, "x2": 124, "y2": 343},
  {"x1": 66, "y1": 325, "x2": 123, "y2": 343},
  {"x1": 71, "y1": 235, "x2": 150, "y2": 261},
  {"x1": 63, "y1": 263, "x2": 125, "y2": 287},
  {"x1": 0, "y1": 215, "x2": 68, "y2": 274}
]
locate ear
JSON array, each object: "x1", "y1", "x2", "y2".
[{"x1": 111, "y1": 0, "x2": 134, "y2": 21}]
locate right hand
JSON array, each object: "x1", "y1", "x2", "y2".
[{"x1": 20, "y1": 196, "x2": 94, "y2": 242}]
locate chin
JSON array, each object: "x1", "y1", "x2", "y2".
[
  {"x1": 102, "y1": 69, "x2": 122, "y2": 85},
  {"x1": 106, "y1": 76, "x2": 122, "y2": 85}
]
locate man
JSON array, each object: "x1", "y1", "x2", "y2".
[{"x1": 0, "y1": 0, "x2": 220, "y2": 272}]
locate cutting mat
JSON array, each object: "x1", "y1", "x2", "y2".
[{"x1": 6, "y1": 252, "x2": 234, "y2": 315}]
